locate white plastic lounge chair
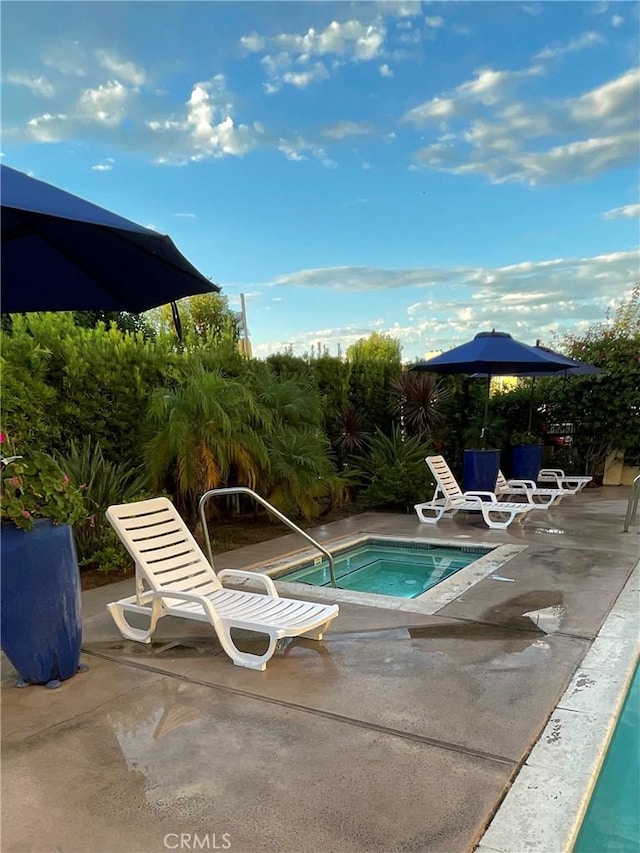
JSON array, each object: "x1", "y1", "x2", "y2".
[
  {"x1": 537, "y1": 468, "x2": 591, "y2": 492},
  {"x1": 414, "y1": 456, "x2": 534, "y2": 530},
  {"x1": 105, "y1": 497, "x2": 339, "y2": 671},
  {"x1": 495, "y1": 471, "x2": 564, "y2": 508}
]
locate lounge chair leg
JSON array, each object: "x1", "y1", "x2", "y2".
[
  {"x1": 302, "y1": 624, "x2": 326, "y2": 641},
  {"x1": 219, "y1": 626, "x2": 279, "y2": 671},
  {"x1": 482, "y1": 509, "x2": 517, "y2": 530},
  {"x1": 414, "y1": 503, "x2": 448, "y2": 524},
  {"x1": 107, "y1": 600, "x2": 162, "y2": 644}
]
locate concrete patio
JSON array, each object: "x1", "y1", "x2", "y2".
[{"x1": 2, "y1": 486, "x2": 638, "y2": 853}]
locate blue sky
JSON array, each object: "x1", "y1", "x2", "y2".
[{"x1": 2, "y1": 1, "x2": 638, "y2": 361}]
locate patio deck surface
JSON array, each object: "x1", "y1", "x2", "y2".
[{"x1": 2, "y1": 486, "x2": 638, "y2": 853}]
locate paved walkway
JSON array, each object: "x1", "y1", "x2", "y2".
[{"x1": 2, "y1": 487, "x2": 638, "y2": 853}]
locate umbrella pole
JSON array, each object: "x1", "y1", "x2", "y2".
[
  {"x1": 481, "y1": 374, "x2": 490, "y2": 448},
  {"x1": 528, "y1": 377, "x2": 536, "y2": 433}
]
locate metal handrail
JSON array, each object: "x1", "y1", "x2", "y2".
[
  {"x1": 197, "y1": 486, "x2": 337, "y2": 587},
  {"x1": 623, "y1": 474, "x2": 640, "y2": 533}
]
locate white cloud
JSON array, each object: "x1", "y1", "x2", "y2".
[
  {"x1": 253, "y1": 250, "x2": 638, "y2": 359},
  {"x1": 282, "y1": 62, "x2": 329, "y2": 90},
  {"x1": 263, "y1": 250, "x2": 638, "y2": 297},
  {"x1": 26, "y1": 113, "x2": 69, "y2": 142},
  {"x1": 271, "y1": 19, "x2": 386, "y2": 61},
  {"x1": 174, "y1": 212, "x2": 197, "y2": 218},
  {"x1": 92, "y1": 159, "x2": 114, "y2": 171},
  {"x1": 240, "y1": 17, "x2": 388, "y2": 91},
  {"x1": 77, "y1": 80, "x2": 130, "y2": 126},
  {"x1": 611, "y1": 14, "x2": 624, "y2": 26},
  {"x1": 240, "y1": 32, "x2": 266, "y2": 52},
  {"x1": 424, "y1": 16, "x2": 445, "y2": 28},
  {"x1": 522, "y1": 3, "x2": 544, "y2": 15},
  {"x1": 535, "y1": 31, "x2": 604, "y2": 60},
  {"x1": 185, "y1": 81, "x2": 254, "y2": 157},
  {"x1": 95, "y1": 50, "x2": 146, "y2": 86},
  {"x1": 408, "y1": 65, "x2": 640, "y2": 184},
  {"x1": 375, "y1": 1, "x2": 422, "y2": 17},
  {"x1": 5, "y1": 73, "x2": 54, "y2": 97},
  {"x1": 379, "y1": 63, "x2": 394, "y2": 77},
  {"x1": 569, "y1": 67, "x2": 639, "y2": 127},
  {"x1": 403, "y1": 63, "x2": 544, "y2": 125},
  {"x1": 322, "y1": 121, "x2": 371, "y2": 139},
  {"x1": 43, "y1": 41, "x2": 87, "y2": 76},
  {"x1": 603, "y1": 204, "x2": 640, "y2": 219},
  {"x1": 277, "y1": 135, "x2": 336, "y2": 167},
  {"x1": 147, "y1": 76, "x2": 262, "y2": 163}
]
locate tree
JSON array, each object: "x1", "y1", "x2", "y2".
[
  {"x1": 145, "y1": 370, "x2": 268, "y2": 521},
  {"x1": 245, "y1": 366, "x2": 349, "y2": 518},
  {"x1": 151, "y1": 292, "x2": 239, "y2": 346},
  {"x1": 346, "y1": 332, "x2": 402, "y2": 363},
  {"x1": 346, "y1": 333, "x2": 403, "y2": 435},
  {"x1": 540, "y1": 286, "x2": 640, "y2": 476}
]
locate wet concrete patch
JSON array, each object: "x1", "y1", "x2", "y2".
[
  {"x1": 437, "y1": 548, "x2": 636, "y2": 639},
  {"x1": 2, "y1": 668, "x2": 513, "y2": 853},
  {"x1": 84, "y1": 606, "x2": 589, "y2": 763}
]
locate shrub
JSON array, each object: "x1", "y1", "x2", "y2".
[
  {"x1": 1, "y1": 445, "x2": 85, "y2": 531},
  {"x1": 355, "y1": 426, "x2": 435, "y2": 511},
  {"x1": 54, "y1": 437, "x2": 150, "y2": 570}
]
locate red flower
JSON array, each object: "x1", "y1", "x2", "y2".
[
  {"x1": 21, "y1": 510, "x2": 31, "y2": 519},
  {"x1": 0, "y1": 433, "x2": 5, "y2": 444},
  {"x1": 9, "y1": 476, "x2": 21, "y2": 488},
  {"x1": 63, "y1": 474, "x2": 71, "y2": 485}
]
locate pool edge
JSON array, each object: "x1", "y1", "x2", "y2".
[
  {"x1": 238, "y1": 534, "x2": 527, "y2": 614},
  {"x1": 476, "y1": 558, "x2": 640, "y2": 853}
]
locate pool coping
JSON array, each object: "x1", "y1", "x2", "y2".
[
  {"x1": 228, "y1": 533, "x2": 527, "y2": 615},
  {"x1": 476, "y1": 559, "x2": 640, "y2": 853}
]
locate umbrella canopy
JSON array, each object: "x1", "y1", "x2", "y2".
[
  {"x1": 511, "y1": 345, "x2": 603, "y2": 378},
  {"x1": 412, "y1": 330, "x2": 575, "y2": 446},
  {"x1": 1, "y1": 165, "x2": 219, "y2": 314},
  {"x1": 412, "y1": 331, "x2": 575, "y2": 376}
]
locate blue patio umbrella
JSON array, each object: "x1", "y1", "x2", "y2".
[
  {"x1": 1, "y1": 165, "x2": 219, "y2": 314},
  {"x1": 510, "y1": 344, "x2": 603, "y2": 378},
  {"x1": 412, "y1": 330, "x2": 574, "y2": 445},
  {"x1": 470, "y1": 344, "x2": 603, "y2": 430}
]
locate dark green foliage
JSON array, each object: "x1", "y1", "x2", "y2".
[
  {"x1": 1, "y1": 451, "x2": 85, "y2": 531},
  {"x1": 391, "y1": 371, "x2": 450, "y2": 437},
  {"x1": 543, "y1": 288, "x2": 640, "y2": 475},
  {"x1": 265, "y1": 353, "x2": 313, "y2": 382},
  {"x1": 346, "y1": 332, "x2": 403, "y2": 434},
  {"x1": 355, "y1": 426, "x2": 435, "y2": 511},
  {"x1": 54, "y1": 437, "x2": 150, "y2": 569},
  {"x1": 332, "y1": 406, "x2": 370, "y2": 463},
  {"x1": 1, "y1": 313, "x2": 177, "y2": 466},
  {"x1": 72, "y1": 310, "x2": 156, "y2": 338},
  {"x1": 260, "y1": 428, "x2": 353, "y2": 519}
]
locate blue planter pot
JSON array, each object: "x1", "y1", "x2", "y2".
[
  {"x1": 463, "y1": 449, "x2": 501, "y2": 492},
  {"x1": 512, "y1": 444, "x2": 543, "y2": 481},
  {"x1": 0, "y1": 520, "x2": 83, "y2": 688}
]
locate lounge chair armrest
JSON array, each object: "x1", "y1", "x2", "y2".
[
  {"x1": 463, "y1": 490, "x2": 499, "y2": 503},
  {"x1": 447, "y1": 495, "x2": 468, "y2": 508},
  {"x1": 218, "y1": 569, "x2": 279, "y2": 597},
  {"x1": 506, "y1": 478, "x2": 537, "y2": 489},
  {"x1": 538, "y1": 468, "x2": 564, "y2": 477},
  {"x1": 154, "y1": 590, "x2": 210, "y2": 606}
]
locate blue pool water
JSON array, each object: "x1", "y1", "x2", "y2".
[
  {"x1": 280, "y1": 541, "x2": 490, "y2": 599},
  {"x1": 573, "y1": 662, "x2": 640, "y2": 853}
]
